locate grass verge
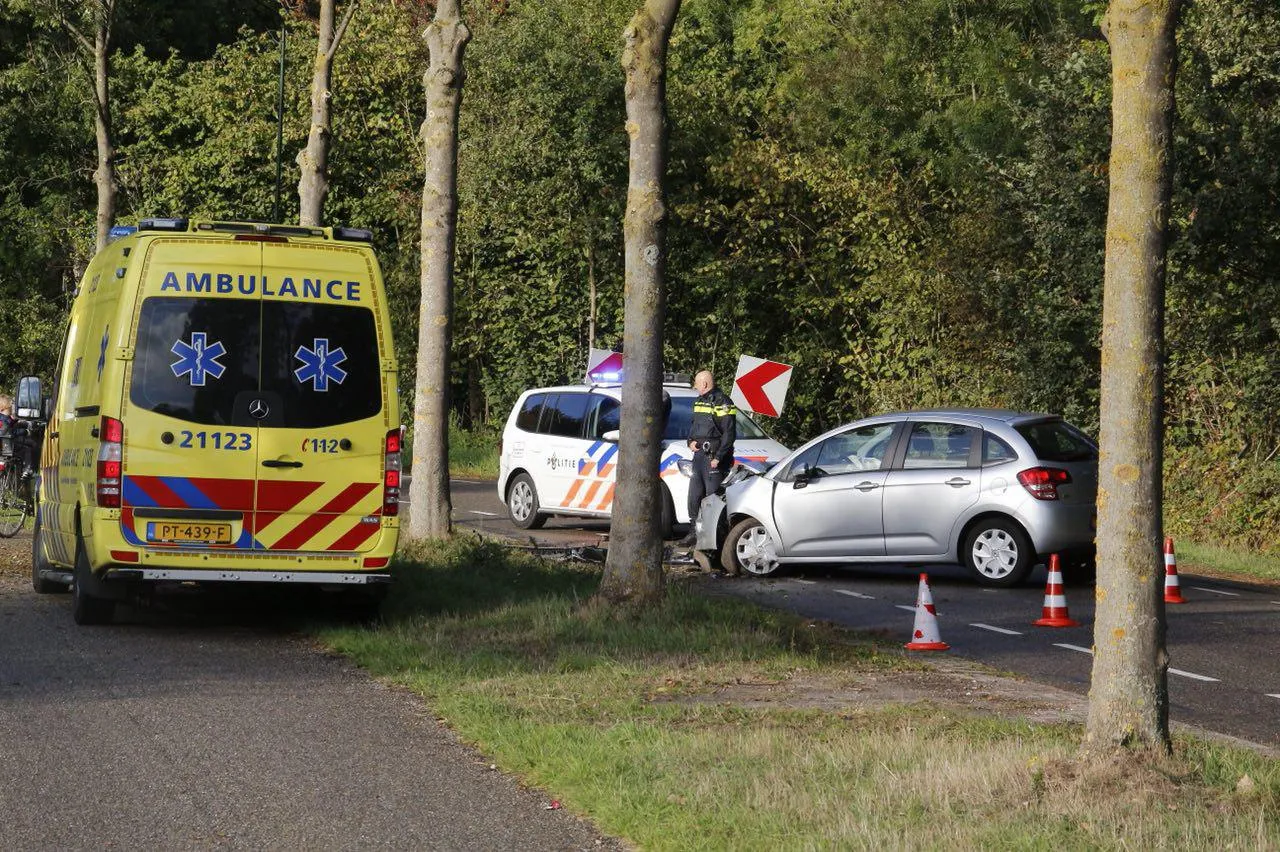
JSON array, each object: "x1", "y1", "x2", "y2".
[
  {"x1": 316, "y1": 538, "x2": 1280, "y2": 850},
  {"x1": 448, "y1": 422, "x2": 500, "y2": 479},
  {"x1": 1177, "y1": 540, "x2": 1280, "y2": 585}
]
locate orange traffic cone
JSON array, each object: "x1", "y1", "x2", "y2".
[
  {"x1": 904, "y1": 573, "x2": 949, "y2": 651},
  {"x1": 1033, "y1": 554, "x2": 1080, "y2": 627},
  {"x1": 1164, "y1": 537, "x2": 1187, "y2": 604}
]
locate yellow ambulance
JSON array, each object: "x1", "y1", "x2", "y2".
[{"x1": 30, "y1": 219, "x2": 402, "y2": 624}]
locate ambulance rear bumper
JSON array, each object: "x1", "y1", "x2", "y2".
[{"x1": 104, "y1": 568, "x2": 391, "y2": 585}]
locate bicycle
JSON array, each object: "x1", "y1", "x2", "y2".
[{"x1": 0, "y1": 421, "x2": 37, "y2": 538}]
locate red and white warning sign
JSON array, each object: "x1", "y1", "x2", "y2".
[
  {"x1": 586, "y1": 348, "x2": 624, "y2": 383},
  {"x1": 731, "y1": 355, "x2": 793, "y2": 417}
]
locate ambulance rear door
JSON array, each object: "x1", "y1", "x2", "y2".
[
  {"x1": 120, "y1": 237, "x2": 263, "y2": 551},
  {"x1": 249, "y1": 241, "x2": 389, "y2": 555}
]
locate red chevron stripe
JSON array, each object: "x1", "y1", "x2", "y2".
[
  {"x1": 187, "y1": 476, "x2": 254, "y2": 510},
  {"x1": 268, "y1": 482, "x2": 377, "y2": 551},
  {"x1": 327, "y1": 511, "x2": 383, "y2": 551},
  {"x1": 126, "y1": 475, "x2": 185, "y2": 508}
]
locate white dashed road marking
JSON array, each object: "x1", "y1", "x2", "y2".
[
  {"x1": 1190, "y1": 586, "x2": 1239, "y2": 596},
  {"x1": 1169, "y1": 668, "x2": 1220, "y2": 683},
  {"x1": 1268, "y1": 694, "x2": 1280, "y2": 700},
  {"x1": 794, "y1": 579, "x2": 817, "y2": 585},
  {"x1": 1053, "y1": 644, "x2": 1219, "y2": 682},
  {"x1": 469, "y1": 511, "x2": 499, "y2": 517},
  {"x1": 970, "y1": 623, "x2": 1022, "y2": 636},
  {"x1": 835, "y1": 589, "x2": 875, "y2": 600},
  {"x1": 895, "y1": 605, "x2": 917, "y2": 613}
]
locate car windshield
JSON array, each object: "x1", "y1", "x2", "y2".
[
  {"x1": 1015, "y1": 420, "x2": 1097, "y2": 462},
  {"x1": 663, "y1": 396, "x2": 768, "y2": 441}
]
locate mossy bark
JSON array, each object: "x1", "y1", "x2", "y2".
[
  {"x1": 297, "y1": 1, "x2": 356, "y2": 227},
  {"x1": 409, "y1": 0, "x2": 470, "y2": 541},
  {"x1": 91, "y1": 4, "x2": 117, "y2": 253},
  {"x1": 598, "y1": 0, "x2": 682, "y2": 605},
  {"x1": 1085, "y1": 0, "x2": 1180, "y2": 757}
]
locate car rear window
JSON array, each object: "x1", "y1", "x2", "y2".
[
  {"x1": 129, "y1": 296, "x2": 380, "y2": 428},
  {"x1": 1015, "y1": 420, "x2": 1097, "y2": 462}
]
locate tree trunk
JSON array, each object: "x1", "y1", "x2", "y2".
[
  {"x1": 598, "y1": 0, "x2": 681, "y2": 605},
  {"x1": 1084, "y1": 0, "x2": 1180, "y2": 757},
  {"x1": 92, "y1": 4, "x2": 116, "y2": 253},
  {"x1": 408, "y1": 0, "x2": 470, "y2": 540},
  {"x1": 297, "y1": 0, "x2": 357, "y2": 227}
]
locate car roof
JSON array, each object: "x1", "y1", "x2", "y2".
[{"x1": 874, "y1": 407, "x2": 1063, "y2": 426}]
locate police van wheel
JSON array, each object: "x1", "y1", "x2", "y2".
[
  {"x1": 658, "y1": 490, "x2": 675, "y2": 540},
  {"x1": 31, "y1": 515, "x2": 63, "y2": 594},
  {"x1": 72, "y1": 541, "x2": 115, "y2": 626},
  {"x1": 507, "y1": 473, "x2": 546, "y2": 530}
]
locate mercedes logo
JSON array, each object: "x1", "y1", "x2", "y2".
[{"x1": 248, "y1": 398, "x2": 270, "y2": 420}]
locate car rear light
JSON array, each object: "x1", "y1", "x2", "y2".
[
  {"x1": 97, "y1": 415, "x2": 124, "y2": 508},
  {"x1": 1017, "y1": 466, "x2": 1070, "y2": 501},
  {"x1": 383, "y1": 428, "x2": 401, "y2": 517}
]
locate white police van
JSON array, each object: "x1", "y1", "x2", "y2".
[{"x1": 497, "y1": 376, "x2": 789, "y2": 538}]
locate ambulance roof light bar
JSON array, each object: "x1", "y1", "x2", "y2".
[{"x1": 138, "y1": 217, "x2": 190, "y2": 232}]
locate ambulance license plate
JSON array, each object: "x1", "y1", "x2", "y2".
[{"x1": 147, "y1": 522, "x2": 233, "y2": 544}]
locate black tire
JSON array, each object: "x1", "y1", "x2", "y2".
[
  {"x1": 0, "y1": 466, "x2": 27, "y2": 538},
  {"x1": 31, "y1": 513, "x2": 63, "y2": 594},
  {"x1": 658, "y1": 487, "x2": 676, "y2": 540},
  {"x1": 506, "y1": 473, "x2": 546, "y2": 530},
  {"x1": 722, "y1": 517, "x2": 781, "y2": 578},
  {"x1": 72, "y1": 538, "x2": 115, "y2": 626},
  {"x1": 962, "y1": 518, "x2": 1034, "y2": 587}
]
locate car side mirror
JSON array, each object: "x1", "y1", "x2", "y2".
[
  {"x1": 602, "y1": 429, "x2": 620, "y2": 443},
  {"x1": 793, "y1": 462, "x2": 811, "y2": 488}
]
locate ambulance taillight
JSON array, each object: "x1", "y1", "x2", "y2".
[
  {"x1": 383, "y1": 428, "x2": 402, "y2": 517},
  {"x1": 96, "y1": 416, "x2": 124, "y2": 508}
]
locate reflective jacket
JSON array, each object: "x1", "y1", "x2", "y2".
[{"x1": 688, "y1": 387, "x2": 737, "y2": 464}]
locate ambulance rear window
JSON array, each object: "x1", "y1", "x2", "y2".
[{"x1": 130, "y1": 297, "x2": 381, "y2": 428}]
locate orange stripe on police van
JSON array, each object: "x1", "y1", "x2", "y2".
[
  {"x1": 595, "y1": 484, "x2": 615, "y2": 510},
  {"x1": 578, "y1": 481, "x2": 602, "y2": 509}
]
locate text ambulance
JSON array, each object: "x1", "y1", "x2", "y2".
[{"x1": 32, "y1": 219, "x2": 401, "y2": 624}]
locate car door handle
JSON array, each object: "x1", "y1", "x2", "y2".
[
  {"x1": 945, "y1": 477, "x2": 971, "y2": 487},
  {"x1": 855, "y1": 481, "x2": 880, "y2": 492},
  {"x1": 262, "y1": 459, "x2": 303, "y2": 469}
]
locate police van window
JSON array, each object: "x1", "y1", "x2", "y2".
[
  {"x1": 129, "y1": 297, "x2": 260, "y2": 425},
  {"x1": 261, "y1": 301, "x2": 380, "y2": 428},
  {"x1": 586, "y1": 396, "x2": 620, "y2": 438},
  {"x1": 735, "y1": 411, "x2": 767, "y2": 439},
  {"x1": 541, "y1": 392, "x2": 591, "y2": 438},
  {"x1": 664, "y1": 397, "x2": 693, "y2": 441},
  {"x1": 515, "y1": 394, "x2": 546, "y2": 432}
]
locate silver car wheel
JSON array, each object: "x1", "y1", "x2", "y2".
[
  {"x1": 970, "y1": 528, "x2": 1019, "y2": 580},
  {"x1": 735, "y1": 524, "x2": 779, "y2": 576},
  {"x1": 509, "y1": 480, "x2": 534, "y2": 523}
]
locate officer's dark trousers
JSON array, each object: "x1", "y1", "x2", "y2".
[{"x1": 687, "y1": 451, "x2": 724, "y2": 521}]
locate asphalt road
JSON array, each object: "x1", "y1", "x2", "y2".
[
  {"x1": 0, "y1": 566, "x2": 618, "y2": 850},
  {"x1": 457, "y1": 478, "x2": 1280, "y2": 752}
]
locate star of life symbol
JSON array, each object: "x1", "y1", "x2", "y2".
[
  {"x1": 170, "y1": 332, "x2": 227, "y2": 387},
  {"x1": 294, "y1": 338, "x2": 347, "y2": 392}
]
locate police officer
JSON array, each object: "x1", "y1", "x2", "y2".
[{"x1": 679, "y1": 370, "x2": 737, "y2": 546}]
